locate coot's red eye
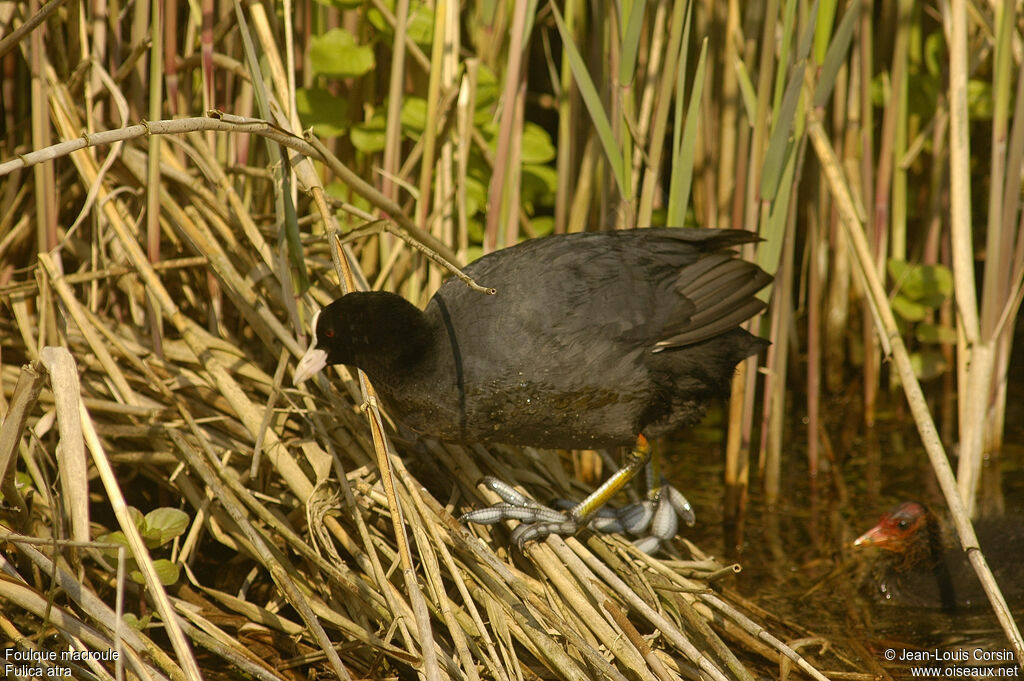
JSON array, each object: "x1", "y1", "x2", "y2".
[{"x1": 324, "y1": 328, "x2": 335, "y2": 338}]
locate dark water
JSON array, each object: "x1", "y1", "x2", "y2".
[{"x1": 658, "y1": 384, "x2": 1024, "y2": 679}]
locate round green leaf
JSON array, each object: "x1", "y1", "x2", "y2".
[
  {"x1": 528, "y1": 216, "x2": 555, "y2": 237},
  {"x1": 310, "y1": 28, "x2": 375, "y2": 78},
  {"x1": 296, "y1": 88, "x2": 350, "y2": 138},
  {"x1": 368, "y1": 0, "x2": 435, "y2": 46},
  {"x1": 891, "y1": 293, "x2": 927, "y2": 322},
  {"x1": 98, "y1": 531, "x2": 130, "y2": 558},
  {"x1": 916, "y1": 322, "x2": 957, "y2": 344},
  {"x1": 910, "y1": 349, "x2": 949, "y2": 381},
  {"x1": 888, "y1": 259, "x2": 952, "y2": 305},
  {"x1": 520, "y1": 123, "x2": 556, "y2": 164},
  {"x1": 142, "y1": 507, "x2": 189, "y2": 548},
  {"x1": 351, "y1": 116, "x2": 387, "y2": 153},
  {"x1": 401, "y1": 97, "x2": 428, "y2": 133},
  {"x1": 151, "y1": 559, "x2": 182, "y2": 586}
]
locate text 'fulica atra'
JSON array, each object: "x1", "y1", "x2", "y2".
[{"x1": 294, "y1": 227, "x2": 771, "y2": 549}]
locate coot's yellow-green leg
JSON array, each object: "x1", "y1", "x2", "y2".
[{"x1": 566, "y1": 434, "x2": 652, "y2": 525}]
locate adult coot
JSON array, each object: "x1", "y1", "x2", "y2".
[
  {"x1": 853, "y1": 501, "x2": 1024, "y2": 609},
  {"x1": 294, "y1": 228, "x2": 771, "y2": 547}
]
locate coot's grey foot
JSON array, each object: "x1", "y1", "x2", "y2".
[
  {"x1": 563, "y1": 481, "x2": 696, "y2": 553},
  {"x1": 461, "y1": 476, "x2": 696, "y2": 552},
  {"x1": 460, "y1": 477, "x2": 580, "y2": 548},
  {"x1": 632, "y1": 482, "x2": 697, "y2": 552}
]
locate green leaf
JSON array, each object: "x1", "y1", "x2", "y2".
[
  {"x1": 121, "y1": 613, "x2": 150, "y2": 630},
  {"x1": 916, "y1": 322, "x2": 957, "y2": 344},
  {"x1": 464, "y1": 242, "x2": 484, "y2": 262},
  {"x1": 479, "y1": 120, "x2": 498, "y2": 148},
  {"x1": 326, "y1": 182, "x2": 372, "y2": 215},
  {"x1": 474, "y1": 64, "x2": 500, "y2": 112},
  {"x1": 924, "y1": 33, "x2": 944, "y2": 77},
  {"x1": 667, "y1": 38, "x2": 708, "y2": 226},
  {"x1": 891, "y1": 293, "x2": 928, "y2": 322},
  {"x1": 520, "y1": 123, "x2": 556, "y2": 164},
  {"x1": 401, "y1": 97, "x2": 428, "y2": 132},
  {"x1": 295, "y1": 88, "x2": 350, "y2": 138},
  {"x1": 0, "y1": 471, "x2": 32, "y2": 502},
  {"x1": 312, "y1": 0, "x2": 362, "y2": 7},
  {"x1": 521, "y1": 163, "x2": 557, "y2": 211},
  {"x1": 888, "y1": 259, "x2": 952, "y2": 306},
  {"x1": 151, "y1": 559, "x2": 182, "y2": 586},
  {"x1": 141, "y1": 508, "x2": 189, "y2": 548},
  {"x1": 910, "y1": 349, "x2": 948, "y2": 381},
  {"x1": 760, "y1": 61, "x2": 805, "y2": 200},
  {"x1": 310, "y1": 28, "x2": 375, "y2": 78},
  {"x1": 619, "y1": 0, "x2": 647, "y2": 86},
  {"x1": 813, "y1": 0, "x2": 859, "y2": 108},
  {"x1": 528, "y1": 215, "x2": 555, "y2": 237},
  {"x1": 464, "y1": 174, "x2": 487, "y2": 216},
  {"x1": 351, "y1": 116, "x2": 387, "y2": 153},
  {"x1": 368, "y1": 0, "x2": 435, "y2": 46},
  {"x1": 967, "y1": 79, "x2": 994, "y2": 119},
  {"x1": 734, "y1": 59, "x2": 757, "y2": 125},
  {"x1": 813, "y1": 0, "x2": 840, "y2": 66},
  {"x1": 98, "y1": 531, "x2": 130, "y2": 558},
  {"x1": 282, "y1": 160, "x2": 310, "y2": 294}
]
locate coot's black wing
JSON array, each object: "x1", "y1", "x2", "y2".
[{"x1": 443, "y1": 228, "x2": 767, "y2": 353}]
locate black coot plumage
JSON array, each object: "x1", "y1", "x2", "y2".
[
  {"x1": 854, "y1": 501, "x2": 1024, "y2": 609},
  {"x1": 294, "y1": 228, "x2": 771, "y2": 546}
]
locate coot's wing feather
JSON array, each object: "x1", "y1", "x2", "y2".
[
  {"x1": 655, "y1": 256, "x2": 771, "y2": 349},
  {"x1": 449, "y1": 228, "x2": 768, "y2": 354}
]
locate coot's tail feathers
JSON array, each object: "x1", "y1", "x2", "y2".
[
  {"x1": 655, "y1": 256, "x2": 771, "y2": 349},
  {"x1": 658, "y1": 227, "x2": 763, "y2": 249}
]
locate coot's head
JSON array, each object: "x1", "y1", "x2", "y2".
[
  {"x1": 293, "y1": 300, "x2": 349, "y2": 384},
  {"x1": 293, "y1": 292, "x2": 431, "y2": 385},
  {"x1": 854, "y1": 501, "x2": 932, "y2": 553},
  {"x1": 853, "y1": 501, "x2": 946, "y2": 575}
]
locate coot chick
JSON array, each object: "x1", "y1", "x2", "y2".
[
  {"x1": 853, "y1": 501, "x2": 1024, "y2": 609},
  {"x1": 294, "y1": 228, "x2": 771, "y2": 547}
]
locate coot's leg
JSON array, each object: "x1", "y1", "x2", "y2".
[
  {"x1": 460, "y1": 435, "x2": 697, "y2": 551},
  {"x1": 564, "y1": 462, "x2": 696, "y2": 552}
]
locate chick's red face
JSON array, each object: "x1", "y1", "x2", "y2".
[{"x1": 854, "y1": 501, "x2": 929, "y2": 553}]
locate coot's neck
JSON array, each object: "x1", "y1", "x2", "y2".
[
  {"x1": 922, "y1": 513, "x2": 958, "y2": 611},
  {"x1": 338, "y1": 292, "x2": 435, "y2": 376}
]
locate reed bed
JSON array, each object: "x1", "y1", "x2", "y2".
[
  {"x1": 3, "y1": 0, "x2": 1024, "y2": 677},
  {"x1": 0, "y1": 132, "x2": 854, "y2": 678}
]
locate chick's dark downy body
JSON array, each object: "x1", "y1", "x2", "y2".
[
  {"x1": 855, "y1": 501, "x2": 1024, "y2": 610},
  {"x1": 301, "y1": 228, "x2": 770, "y2": 450}
]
